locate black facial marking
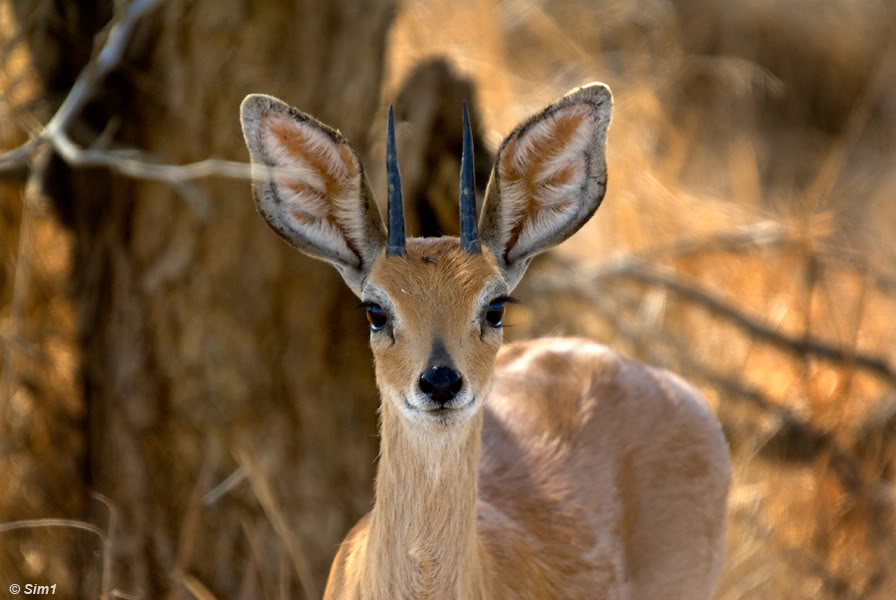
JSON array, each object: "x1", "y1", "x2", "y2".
[{"x1": 426, "y1": 338, "x2": 455, "y2": 370}]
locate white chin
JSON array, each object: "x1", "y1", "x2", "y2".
[{"x1": 402, "y1": 393, "x2": 478, "y2": 425}]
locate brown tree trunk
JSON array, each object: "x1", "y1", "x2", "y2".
[
  {"x1": 5, "y1": 1, "x2": 395, "y2": 598},
  {"x1": 3, "y1": 2, "x2": 500, "y2": 597}
]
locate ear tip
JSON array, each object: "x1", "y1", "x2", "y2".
[
  {"x1": 240, "y1": 93, "x2": 289, "y2": 125},
  {"x1": 240, "y1": 93, "x2": 268, "y2": 116},
  {"x1": 563, "y1": 82, "x2": 613, "y2": 111}
]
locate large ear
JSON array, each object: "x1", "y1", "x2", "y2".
[
  {"x1": 240, "y1": 94, "x2": 386, "y2": 296},
  {"x1": 478, "y1": 83, "x2": 612, "y2": 290}
]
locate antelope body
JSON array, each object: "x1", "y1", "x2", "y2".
[{"x1": 240, "y1": 83, "x2": 731, "y2": 600}]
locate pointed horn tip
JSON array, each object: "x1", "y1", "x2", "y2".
[
  {"x1": 386, "y1": 106, "x2": 396, "y2": 148},
  {"x1": 386, "y1": 103, "x2": 406, "y2": 256},
  {"x1": 459, "y1": 102, "x2": 480, "y2": 254},
  {"x1": 461, "y1": 103, "x2": 473, "y2": 157}
]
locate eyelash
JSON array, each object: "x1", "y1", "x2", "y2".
[
  {"x1": 483, "y1": 295, "x2": 518, "y2": 328},
  {"x1": 359, "y1": 301, "x2": 389, "y2": 331},
  {"x1": 358, "y1": 296, "x2": 518, "y2": 332}
]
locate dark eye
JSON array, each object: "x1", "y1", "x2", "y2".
[
  {"x1": 365, "y1": 303, "x2": 389, "y2": 331},
  {"x1": 484, "y1": 298, "x2": 506, "y2": 328}
]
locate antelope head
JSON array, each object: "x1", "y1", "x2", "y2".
[{"x1": 240, "y1": 84, "x2": 612, "y2": 431}]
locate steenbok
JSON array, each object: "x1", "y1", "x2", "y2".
[{"x1": 240, "y1": 83, "x2": 731, "y2": 600}]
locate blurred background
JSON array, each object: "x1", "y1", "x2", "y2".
[{"x1": 1, "y1": 0, "x2": 895, "y2": 598}]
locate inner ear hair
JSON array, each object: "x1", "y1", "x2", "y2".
[
  {"x1": 240, "y1": 94, "x2": 386, "y2": 295},
  {"x1": 478, "y1": 83, "x2": 612, "y2": 289}
]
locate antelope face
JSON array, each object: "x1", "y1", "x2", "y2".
[
  {"x1": 240, "y1": 83, "x2": 612, "y2": 429},
  {"x1": 362, "y1": 239, "x2": 508, "y2": 426}
]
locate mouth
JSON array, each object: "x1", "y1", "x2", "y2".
[{"x1": 403, "y1": 395, "x2": 476, "y2": 422}]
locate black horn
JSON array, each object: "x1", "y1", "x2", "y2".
[
  {"x1": 459, "y1": 103, "x2": 480, "y2": 253},
  {"x1": 386, "y1": 105, "x2": 406, "y2": 257}
]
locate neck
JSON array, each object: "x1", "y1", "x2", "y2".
[{"x1": 364, "y1": 399, "x2": 489, "y2": 599}]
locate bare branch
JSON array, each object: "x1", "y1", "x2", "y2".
[
  {"x1": 1, "y1": 148, "x2": 50, "y2": 418},
  {"x1": 639, "y1": 223, "x2": 896, "y2": 296},
  {"x1": 237, "y1": 449, "x2": 317, "y2": 600},
  {"x1": 537, "y1": 256, "x2": 896, "y2": 384},
  {"x1": 730, "y1": 509, "x2": 865, "y2": 600},
  {"x1": 0, "y1": 0, "x2": 323, "y2": 191},
  {"x1": 0, "y1": 518, "x2": 105, "y2": 541},
  {"x1": 585, "y1": 284, "x2": 871, "y2": 495},
  {"x1": 202, "y1": 466, "x2": 248, "y2": 506},
  {"x1": 47, "y1": 0, "x2": 164, "y2": 137},
  {"x1": 91, "y1": 492, "x2": 119, "y2": 600},
  {"x1": 0, "y1": 0, "x2": 310, "y2": 190},
  {"x1": 52, "y1": 133, "x2": 255, "y2": 181},
  {"x1": 182, "y1": 574, "x2": 221, "y2": 600},
  {"x1": 0, "y1": 135, "x2": 40, "y2": 171},
  {"x1": 643, "y1": 221, "x2": 793, "y2": 258},
  {"x1": 0, "y1": 0, "x2": 164, "y2": 168}
]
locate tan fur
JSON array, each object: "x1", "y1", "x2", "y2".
[
  {"x1": 323, "y1": 241, "x2": 731, "y2": 600},
  {"x1": 366, "y1": 238, "x2": 502, "y2": 406},
  {"x1": 240, "y1": 83, "x2": 730, "y2": 600}
]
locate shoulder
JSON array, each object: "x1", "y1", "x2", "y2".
[
  {"x1": 494, "y1": 337, "x2": 625, "y2": 407},
  {"x1": 323, "y1": 513, "x2": 371, "y2": 600},
  {"x1": 496, "y1": 337, "x2": 716, "y2": 414},
  {"x1": 491, "y1": 337, "x2": 727, "y2": 457},
  {"x1": 488, "y1": 337, "x2": 624, "y2": 440},
  {"x1": 496, "y1": 336, "x2": 621, "y2": 373}
]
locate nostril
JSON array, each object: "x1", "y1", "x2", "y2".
[{"x1": 419, "y1": 366, "x2": 463, "y2": 404}]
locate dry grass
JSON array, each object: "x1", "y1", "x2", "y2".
[
  {"x1": 1, "y1": 0, "x2": 895, "y2": 598},
  {"x1": 387, "y1": 0, "x2": 896, "y2": 598}
]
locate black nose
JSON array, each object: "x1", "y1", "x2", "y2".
[{"x1": 419, "y1": 366, "x2": 463, "y2": 405}]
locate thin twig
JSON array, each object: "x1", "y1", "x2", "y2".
[
  {"x1": 182, "y1": 574, "x2": 220, "y2": 600},
  {"x1": 0, "y1": 332, "x2": 44, "y2": 360},
  {"x1": 52, "y1": 133, "x2": 256, "y2": 182},
  {"x1": 240, "y1": 520, "x2": 275, "y2": 600},
  {"x1": 730, "y1": 509, "x2": 864, "y2": 600},
  {"x1": 637, "y1": 223, "x2": 896, "y2": 296},
  {"x1": 91, "y1": 492, "x2": 119, "y2": 600},
  {"x1": 0, "y1": 0, "x2": 303, "y2": 190},
  {"x1": 203, "y1": 466, "x2": 248, "y2": 506},
  {"x1": 0, "y1": 0, "x2": 164, "y2": 168},
  {"x1": 0, "y1": 518, "x2": 106, "y2": 541},
  {"x1": 538, "y1": 256, "x2": 896, "y2": 384},
  {"x1": 0, "y1": 148, "x2": 49, "y2": 417},
  {"x1": 6, "y1": 127, "x2": 328, "y2": 187},
  {"x1": 172, "y1": 459, "x2": 212, "y2": 600},
  {"x1": 236, "y1": 449, "x2": 317, "y2": 600}
]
